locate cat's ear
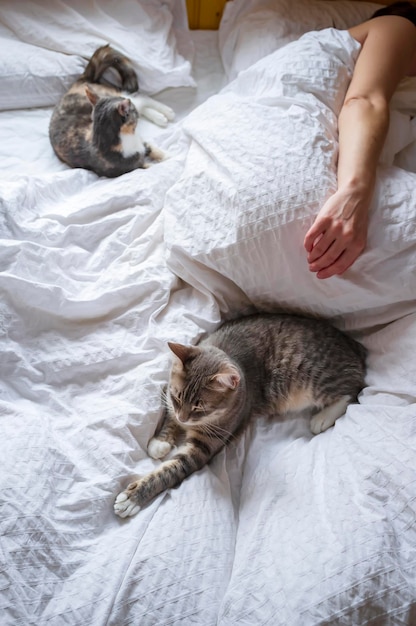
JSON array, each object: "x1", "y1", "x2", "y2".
[
  {"x1": 85, "y1": 86, "x2": 99, "y2": 107},
  {"x1": 211, "y1": 365, "x2": 240, "y2": 391},
  {"x1": 168, "y1": 342, "x2": 199, "y2": 365},
  {"x1": 117, "y1": 98, "x2": 132, "y2": 118}
]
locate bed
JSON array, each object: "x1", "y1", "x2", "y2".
[{"x1": 2, "y1": 0, "x2": 416, "y2": 623}]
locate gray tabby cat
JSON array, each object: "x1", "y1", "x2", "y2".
[
  {"x1": 114, "y1": 312, "x2": 366, "y2": 518},
  {"x1": 49, "y1": 45, "x2": 173, "y2": 177}
]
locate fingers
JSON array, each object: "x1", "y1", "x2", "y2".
[
  {"x1": 304, "y1": 185, "x2": 369, "y2": 278},
  {"x1": 304, "y1": 221, "x2": 326, "y2": 254},
  {"x1": 304, "y1": 217, "x2": 347, "y2": 274},
  {"x1": 308, "y1": 238, "x2": 346, "y2": 272},
  {"x1": 304, "y1": 214, "x2": 366, "y2": 278},
  {"x1": 304, "y1": 213, "x2": 340, "y2": 262},
  {"x1": 306, "y1": 231, "x2": 336, "y2": 264},
  {"x1": 316, "y1": 250, "x2": 358, "y2": 279},
  {"x1": 309, "y1": 240, "x2": 364, "y2": 279}
]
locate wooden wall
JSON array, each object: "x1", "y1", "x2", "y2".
[
  {"x1": 185, "y1": 0, "x2": 394, "y2": 30},
  {"x1": 186, "y1": 0, "x2": 227, "y2": 29}
]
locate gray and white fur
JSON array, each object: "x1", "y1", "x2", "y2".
[{"x1": 115, "y1": 312, "x2": 366, "y2": 517}]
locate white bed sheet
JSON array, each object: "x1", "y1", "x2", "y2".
[
  {"x1": 1, "y1": 17, "x2": 416, "y2": 626},
  {"x1": 0, "y1": 28, "x2": 229, "y2": 626}
]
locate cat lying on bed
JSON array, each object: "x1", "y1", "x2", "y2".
[
  {"x1": 49, "y1": 45, "x2": 174, "y2": 177},
  {"x1": 114, "y1": 312, "x2": 366, "y2": 518}
]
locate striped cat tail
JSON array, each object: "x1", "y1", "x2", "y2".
[{"x1": 81, "y1": 44, "x2": 138, "y2": 93}]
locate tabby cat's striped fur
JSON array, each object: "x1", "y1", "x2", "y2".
[{"x1": 114, "y1": 313, "x2": 366, "y2": 517}]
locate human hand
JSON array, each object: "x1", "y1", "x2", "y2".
[{"x1": 303, "y1": 185, "x2": 370, "y2": 279}]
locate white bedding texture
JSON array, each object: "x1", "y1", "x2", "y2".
[{"x1": 1, "y1": 0, "x2": 416, "y2": 624}]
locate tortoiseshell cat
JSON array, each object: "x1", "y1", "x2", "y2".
[
  {"x1": 49, "y1": 45, "x2": 174, "y2": 177},
  {"x1": 114, "y1": 313, "x2": 366, "y2": 518}
]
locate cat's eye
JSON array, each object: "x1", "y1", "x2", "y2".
[
  {"x1": 170, "y1": 394, "x2": 181, "y2": 408},
  {"x1": 191, "y1": 403, "x2": 204, "y2": 413}
]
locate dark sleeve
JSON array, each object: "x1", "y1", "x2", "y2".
[{"x1": 371, "y1": 1, "x2": 416, "y2": 27}]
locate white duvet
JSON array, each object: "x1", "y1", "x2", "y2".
[{"x1": 2, "y1": 25, "x2": 416, "y2": 625}]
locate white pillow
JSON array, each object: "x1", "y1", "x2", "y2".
[
  {"x1": 0, "y1": 0, "x2": 194, "y2": 111},
  {"x1": 0, "y1": 36, "x2": 85, "y2": 111},
  {"x1": 219, "y1": 0, "x2": 382, "y2": 80},
  {"x1": 165, "y1": 28, "x2": 416, "y2": 333}
]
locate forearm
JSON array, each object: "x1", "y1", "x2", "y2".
[
  {"x1": 304, "y1": 95, "x2": 389, "y2": 278},
  {"x1": 337, "y1": 95, "x2": 390, "y2": 197},
  {"x1": 304, "y1": 14, "x2": 416, "y2": 278}
]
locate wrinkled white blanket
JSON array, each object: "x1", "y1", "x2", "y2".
[{"x1": 2, "y1": 27, "x2": 416, "y2": 625}]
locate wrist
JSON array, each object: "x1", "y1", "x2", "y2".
[{"x1": 337, "y1": 174, "x2": 376, "y2": 200}]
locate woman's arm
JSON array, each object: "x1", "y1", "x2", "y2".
[{"x1": 303, "y1": 15, "x2": 416, "y2": 279}]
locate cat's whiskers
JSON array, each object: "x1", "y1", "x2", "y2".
[
  {"x1": 160, "y1": 388, "x2": 170, "y2": 408},
  {"x1": 197, "y1": 420, "x2": 236, "y2": 446}
]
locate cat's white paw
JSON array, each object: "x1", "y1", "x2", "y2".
[
  {"x1": 148, "y1": 438, "x2": 172, "y2": 459},
  {"x1": 152, "y1": 110, "x2": 169, "y2": 127},
  {"x1": 142, "y1": 107, "x2": 169, "y2": 127},
  {"x1": 147, "y1": 145, "x2": 165, "y2": 163},
  {"x1": 130, "y1": 96, "x2": 175, "y2": 125},
  {"x1": 114, "y1": 491, "x2": 141, "y2": 518},
  {"x1": 310, "y1": 413, "x2": 331, "y2": 435},
  {"x1": 160, "y1": 105, "x2": 175, "y2": 122},
  {"x1": 310, "y1": 408, "x2": 338, "y2": 435},
  {"x1": 310, "y1": 396, "x2": 350, "y2": 435}
]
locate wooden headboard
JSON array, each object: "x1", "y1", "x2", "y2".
[
  {"x1": 186, "y1": 0, "x2": 227, "y2": 29},
  {"x1": 186, "y1": 0, "x2": 394, "y2": 30}
]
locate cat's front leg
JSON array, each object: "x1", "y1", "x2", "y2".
[
  {"x1": 144, "y1": 142, "x2": 165, "y2": 163},
  {"x1": 114, "y1": 449, "x2": 200, "y2": 518},
  {"x1": 114, "y1": 432, "x2": 222, "y2": 518},
  {"x1": 130, "y1": 95, "x2": 175, "y2": 127},
  {"x1": 310, "y1": 395, "x2": 351, "y2": 435},
  {"x1": 141, "y1": 107, "x2": 171, "y2": 127},
  {"x1": 147, "y1": 406, "x2": 183, "y2": 460}
]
